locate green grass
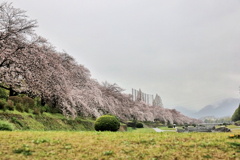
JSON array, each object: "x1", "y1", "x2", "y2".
[
  {"x1": 0, "y1": 109, "x2": 95, "y2": 131},
  {"x1": 0, "y1": 130, "x2": 240, "y2": 159}
]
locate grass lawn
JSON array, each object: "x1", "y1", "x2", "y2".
[{"x1": 1, "y1": 130, "x2": 240, "y2": 159}]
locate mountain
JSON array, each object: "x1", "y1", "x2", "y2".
[
  {"x1": 173, "y1": 106, "x2": 196, "y2": 117},
  {"x1": 190, "y1": 98, "x2": 240, "y2": 119}
]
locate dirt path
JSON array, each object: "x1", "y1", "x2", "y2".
[
  {"x1": 153, "y1": 128, "x2": 163, "y2": 132},
  {"x1": 153, "y1": 128, "x2": 176, "y2": 132}
]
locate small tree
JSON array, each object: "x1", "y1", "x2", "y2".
[{"x1": 232, "y1": 104, "x2": 240, "y2": 121}]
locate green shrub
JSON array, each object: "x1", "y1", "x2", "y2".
[
  {"x1": 34, "y1": 97, "x2": 41, "y2": 106},
  {"x1": 33, "y1": 107, "x2": 40, "y2": 115},
  {"x1": 168, "y1": 125, "x2": 173, "y2": 128},
  {"x1": 5, "y1": 100, "x2": 14, "y2": 110},
  {"x1": 0, "y1": 88, "x2": 8, "y2": 99},
  {"x1": 50, "y1": 107, "x2": 62, "y2": 114},
  {"x1": 8, "y1": 96, "x2": 23, "y2": 105},
  {"x1": 0, "y1": 99, "x2": 6, "y2": 110},
  {"x1": 43, "y1": 105, "x2": 50, "y2": 112},
  {"x1": 22, "y1": 96, "x2": 34, "y2": 109},
  {"x1": 136, "y1": 123, "x2": 144, "y2": 128},
  {"x1": 0, "y1": 120, "x2": 14, "y2": 131},
  {"x1": 40, "y1": 108, "x2": 44, "y2": 114},
  {"x1": 16, "y1": 103, "x2": 24, "y2": 112},
  {"x1": 105, "y1": 114, "x2": 119, "y2": 120},
  {"x1": 94, "y1": 115, "x2": 120, "y2": 132},
  {"x1": 192, "y1": 124, "x2": 196, "y2": 127},
  {"x1": 223, "y1": 122, "x2": 227, "y2": 126},
  {"x1": 24, "y1": 104, "x2": 29, "y2": 113}
]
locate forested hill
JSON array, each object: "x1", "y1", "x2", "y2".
[{"x1": 0, "y1": 2, "x2": 200, "y2": 124}]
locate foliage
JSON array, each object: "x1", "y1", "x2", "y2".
[
  {"x1": 22, "y1": 96, "x2": 34, "y2": 109},
  {"x1": 168, "y1": 125, "x2": 173, "y2": 128},
  {"x1": 0, "y1": 120, "x2": 14, "y2": 131},
  {"x1": 167, "y1": 120, "x2": 171, "y2": 126},
  {"x1": 11, "y1": 117, "x2": 23, "y2": 127},
  {"x1": 0, "y1": 87, "x2": 8, "y2": 99},
  {"x1": 136, "y1": 123, "x2": 143, "y2": 128},
  {"x1": 24, "y1": 104, "x2": 29, "y2": 113},
  {"x1": 94, "y1": 115, "x2": 120, "y2": 131},
  {"x1": 8, "y1": 96, "x2": 23, "y2": 105},
  {"x1": 13, "y1": 144, "x2": 32, "y2": 156},
  {"x1": 192, "y1": 124, "x2": 196, "y2": 127},
  {"x1": 5, "y1": 100, "x2": 14, "y2": 111},
  {"x1": 16, "y1": 103, "x2": 24, "y2": 113},
  {"x1": 184, "y1": 123, "x2": 189, "y2": 127},
  {"x1": 33, "y1": 108, "x2": 40, "y2": 115},
  {"x1": 0, "y1": 99, "x2": 6, "y2": 110},
  {"x1": 232, "y1": 104, "x2": 240, "y2": 121}
]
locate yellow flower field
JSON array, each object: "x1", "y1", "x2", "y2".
[{"x1": 0, "y1": 129, "x2": 239, "y2": 160}]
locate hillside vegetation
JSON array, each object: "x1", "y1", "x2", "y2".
[{"x1": 0, "y1": 110, "x2": 95, "y2": 131}]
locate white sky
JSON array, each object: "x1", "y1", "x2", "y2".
[{"x1": 7, "y1": 0, "x2": 240, "y2": 111}]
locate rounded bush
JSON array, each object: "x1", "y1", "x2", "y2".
[
  {"x1": 94, "y1": 115, "x2": 120, "y2": 132},
  {"x1": 16, "y1": 103, "x2": 24, "y2": 112},
  {"x1": 0, "y1": 100, "x2": 6, "y2": 110},
  {"x1": 136, "y1": 123, "x2": 143, "y2": 128},
  {"x1": 168, "y1": 125, "x2": 173, "y2": 128},
  {"x1": 22, "y1": 96, "x2": 34, "y2": 109},
  {"x1": 8, "y1": 96, "x2": 23, "y2": 105},
  {"x1": 5, "y1": 100, "x2": 14, "y2": 111}
]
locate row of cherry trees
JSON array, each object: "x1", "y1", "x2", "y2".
[{"x1": 0, "y1": 3, "x2": 200, "y2": 124}]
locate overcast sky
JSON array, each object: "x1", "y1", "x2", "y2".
[{"x1": 8, "y1": 0, "x2": 240, "y2": 111}]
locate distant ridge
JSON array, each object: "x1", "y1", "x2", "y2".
[{"x1": 189, "y1": 98, "x2": 240, "y2": 119}]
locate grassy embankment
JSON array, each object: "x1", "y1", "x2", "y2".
[
  {"x1": 0, "y1": 128, "x2": 240, "y2": 159},
  {"x1": 0, "y1": 109, "x2": 95, "y2": 131}
]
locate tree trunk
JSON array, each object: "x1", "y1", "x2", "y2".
[
  {"x1": 9, "y1": 88, "x2": 18, "y2": 96},
  {"x1": 41, "y1": 98, "x2": 45, "y2": 106},
  {"x1": 9, "y1": 88, "x2": 14, "y2": 96}
]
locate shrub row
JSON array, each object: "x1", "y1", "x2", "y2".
[
  {"x1": 136, "y1": 123, "x2": 144, "y2": 128},
  {"x1": 8, "y1": 96, "x2": 34, "y2": 109},
  {"x1": 0, "y1": 99, "x2": 44, "y2": 115}
]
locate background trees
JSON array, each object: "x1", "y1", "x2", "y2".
[
  {"x1": 232, "y1": 104, "x2": 240, "y2": 121},
  {"x1": 153, "y1": 94, "x2": 163, "y2": 107}
]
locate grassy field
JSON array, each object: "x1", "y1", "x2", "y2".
[{"x1": 0, "y1": 129, "x2": 240, "y2": 159}]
